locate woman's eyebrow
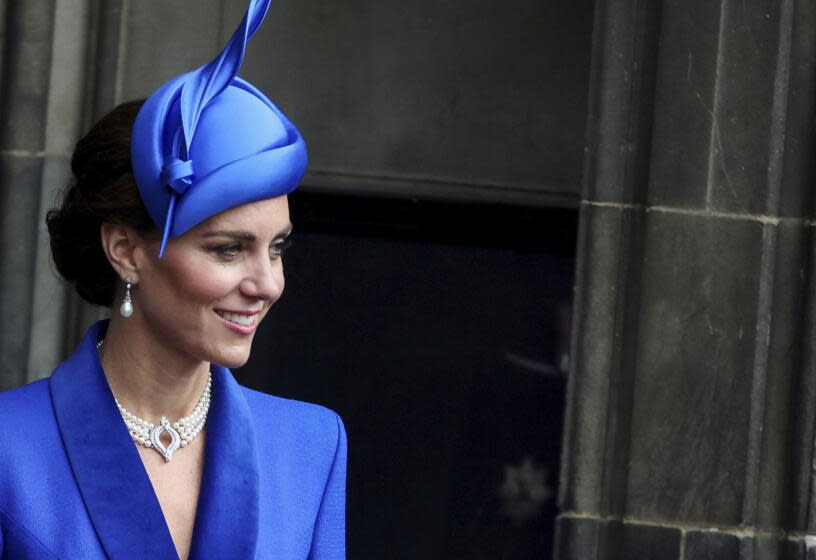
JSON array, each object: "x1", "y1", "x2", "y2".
[
  {"x1": 201, "y1": 230, "x2": 256, "y2": 241},
  {"x1": 201, "y1": 224, "x2": 293, "y2": 241}
]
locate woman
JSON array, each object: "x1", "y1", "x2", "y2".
[{"x1": 0, "y1": 1, "x2": 346, "y2": 559}]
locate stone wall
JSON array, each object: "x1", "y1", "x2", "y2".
[{"x1": 556, "y1": 1, "x2": 816, "y2": 558}]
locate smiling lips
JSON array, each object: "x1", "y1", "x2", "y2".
[{"x1": 215, "y1": 310, "x2": 260, "y2": 334}]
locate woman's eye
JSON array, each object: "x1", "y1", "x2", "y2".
[
  {"x1": 270, "y1": 238, "x2": 293, "y2": 257},
  {"x1": 213, "y1": 243, "x2": 241, "y2": 257}
]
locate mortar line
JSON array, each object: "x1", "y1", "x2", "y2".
[
  {"x1": 559, "y1": 511, "x2": 809, "y2": 540},
  {"x1": 0, "y1": 149, "x2": 72, "y2": 160},
  {"x1": 582, "y1": 200, "x2": 806, "y2": 225}
]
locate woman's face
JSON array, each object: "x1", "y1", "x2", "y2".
[{"x1": 133, "y1": 195, "x2": 292, "y2": 368}]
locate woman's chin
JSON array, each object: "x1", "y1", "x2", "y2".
[
  {"x1": 209, "y1": 345, "x2": 252, "y2": 369},
  {"x1": 221, "y1": 355, "x2": 251, "y2": 369}
]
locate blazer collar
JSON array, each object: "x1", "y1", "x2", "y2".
[
  {"x1": 50, "y1": 320, "x2": 260, "y2": 560},
  {"x1": 189, "y1": 364, "x2": 260, "y2": 559}
]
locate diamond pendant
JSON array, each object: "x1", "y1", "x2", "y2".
[{"x1": 149, "y1": 417, "x2": 181, "y2": 462}]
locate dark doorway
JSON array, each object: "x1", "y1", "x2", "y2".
[{"x1": 236, "y1": 191, "x2": 576, "y2": 559}]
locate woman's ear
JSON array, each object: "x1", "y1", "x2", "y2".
[{"x1": 100, "y1": 223, "x2": 145, "y2": 284}]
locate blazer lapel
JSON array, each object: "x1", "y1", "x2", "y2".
[
  {"x1": 188, "y1": 365, "x2": 260, "y2": 560},
  {"x1": 50, "y1": 320, "x2": 178, "y2": 559}
]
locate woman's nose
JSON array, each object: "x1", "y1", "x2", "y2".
[{"x1": 240, "y1": 257, "x2": 284, "y2": 302}]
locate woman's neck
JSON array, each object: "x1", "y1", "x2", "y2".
[{"x1": 99, "y1": 315, "x2": 211, "y2": 422}]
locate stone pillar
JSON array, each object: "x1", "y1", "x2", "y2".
[
  {"x1": 556, "y1": 0, "x2": 816, "y2": 558},
  {"x1": 0, "y1": 1, "x2": 126, "y2": 389},
  {"x1": 0, "y1": 1, "x2": 58, "y2": 390}
]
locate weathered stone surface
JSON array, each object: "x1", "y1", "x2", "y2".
[
  {"x1": 0, "y1": 154, "x2": 43, "y2": 390},
  {"x1": 239, "y1": 0, "x2": 593, "y2": 202},
  {"x1": 704, "y1": 0, "x2": 783, "y2": 215},
  {"x1": 560, "y1": 0, "x2": 816, "y2": 557},
  {"x1": 644, "y1": 0, "x2": 816, "y2": 217},
  {"x1": 684, "y1": 531, "x2": 740, "y2": 560},
  {"x1": 647, "y1": 0, "x2": 723, "y2": 209},
  {"x1": 747, "y1": 221, "x2": 811, "y2": 530},
  {"x1": 748, "y1": 536, "x2": 805, "y2": 560},
  {"x1": 118, "y1": 0, "x2": 222, "y2": 100},
  {"x1": 618, "y1": 523, "x2": 681, "y2": 560},
  {"x1": 559, "y1": 203, "x2": 644, "y2": 516},
  {"x1": 625, "y1": 212, "x2": 769, "y2": 524},
  {"x1": 26, "y1": 156, "x2": 72, "y2": 381},
  {"x1": 44, "y1": 0, "x2": 92, "y2": 155},
  {"x1": 779, "y1": 1, "x2": 816, "y2": 219},
  {"x1": 554, "y1": 517, "x2": 623, "y2": 560},
  {"x1": 581, "y1": 0, "x2": 661, "y2": 205},
  {"x1": 0, "y1": 1, "x2": 55, "y2": 151}
]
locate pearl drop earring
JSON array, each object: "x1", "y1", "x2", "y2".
[{"x1": 120, "y1": 277, "x2": 134, "y2": 318}]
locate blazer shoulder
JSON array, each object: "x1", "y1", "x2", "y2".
[
  {"x1": 0, "y1": 378, "x2": 52, "y2": 422},
  {"x1": 240, "y1": 386, "x2": 344, "y2": 448},
  {"x1": 0, "y1": 379, "x2": 62, "y2": 479}
]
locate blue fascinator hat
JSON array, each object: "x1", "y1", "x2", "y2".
[{"x1": 131, "y1": 0, "x2": 306, "y2": 257}]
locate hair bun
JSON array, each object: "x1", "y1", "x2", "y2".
[{"x1": 47, "y1": 100, "x2": 154, "y2": 306}]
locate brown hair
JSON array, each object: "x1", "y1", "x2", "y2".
[{"x1": 46, "y1": 100, "x2": 156, "y2": 306}]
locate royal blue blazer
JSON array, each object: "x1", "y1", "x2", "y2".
[{"x1": 0, "y1": 321, "x2": 346, "y2": 559}]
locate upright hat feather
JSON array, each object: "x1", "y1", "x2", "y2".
[{"x1": 131, "y1": 0, "x2": 307, "y2": 257}]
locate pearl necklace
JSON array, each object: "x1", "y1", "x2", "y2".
[{"x1": 96, "y1": 339, "x2": 212, "y2": 462}]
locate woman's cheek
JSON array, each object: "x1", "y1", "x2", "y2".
[{"x1": 174, "y1": 261, "x2": 238, "y2": 302}]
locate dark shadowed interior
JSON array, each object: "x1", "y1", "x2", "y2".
[{"x1": 237, "y1": 193, "x2": 576, "y2": 559}]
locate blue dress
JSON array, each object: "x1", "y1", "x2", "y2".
[{"x1": 0, "y1": 321, "x2": 346, "y2": 559}]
